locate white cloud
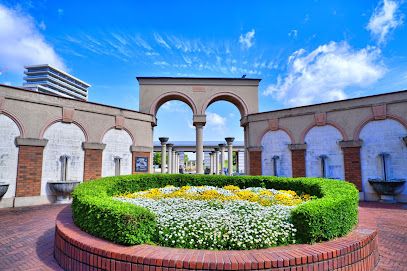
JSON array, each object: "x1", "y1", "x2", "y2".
[
  {"x1": 239, "y1": 29, "x2": 255, "y2": 49},
  {"x1": 207, "y1": 112, "x2": 226, "y2": 127},
  {"x1": 288, "y1": 29, "x2": 298, "y2": 39},
  {"x1": 264, "y1": 41, "x2": 386, "y2": 107},
  {"x1": 57, "y1": 8, "x2": 64, "y2": 16},
  {"x1": 160, "y1": 101, "x2": 190, "y2": 113},
  {"x1": 0, "y1": 5, "x2": 66, "y2": 73},
  {"x1": 153, "y1": 61, "x2": 169, "y2": 66},
  {"x1": 367, "y1": 0, "x2": 403, "y2": 44},
  {"x1": 154, "y1": 33, "x2": 171, "y2": 49}
]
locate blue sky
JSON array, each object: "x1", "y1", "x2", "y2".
[{"x1": 1, "y1": 0, "x2": 406, "y2": 141}]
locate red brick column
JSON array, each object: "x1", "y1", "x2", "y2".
[
  {"x1": 340, "y1": 140, "x2": 363, "y2": 191},
  {"x1": 131, "y1": 146, "x2": 152, "y2": 174},
  {"x1": 15, "y1": 138, "x2": 48, "y2": 197},
  {"x1": 82, "y1": 143, "x2": 105, "y2": 181},
  {"x1": 248, "y1": 147, "x2": 262, "y2": 176},
  {"x1": 289, "y1": 144, "x2": 307, "y2": 177}
]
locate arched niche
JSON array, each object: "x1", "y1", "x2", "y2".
[
  {"x1": 41, "y1": 122, "x2": 85, "y2": 196},
  {"x1": 305, "y1": 125, "x2": 344, "y2": 179},
  {"x1": 0, "y1": 114, "x2": 21, "y2": 199},
  {"x1": 261, "y1": 130, "x2": 292, "y2": 177},
  {"x1": 360, "y1": 119, "x2": 407, "y2": 199},
  {"x1": 102, "y1": 129, "x2": 133, "y2": 177}
]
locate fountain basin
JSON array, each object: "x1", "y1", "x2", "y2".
[
  {"x1": 368, "y1": 178, "x2": 405, "y2": 203},
  {"x1": 48, "y1": 181, "x2": 80, "y2": 204},
  {"x1": 0, "y1": 183, "x2": 9, "y2": 198}
]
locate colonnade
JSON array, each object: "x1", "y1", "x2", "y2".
[
  {"x1": 159, "y1": 137, "x2": 181, "y2": 173},
  {"x1": 158, "y1": 137, "x2": 237, "y2": 175}
]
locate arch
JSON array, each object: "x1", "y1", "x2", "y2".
[
  {"x1": 41, "y1": 121, "x2": 86, "y2": 196},
  {"x1": 149, "y1": 91, "x2": 198, "y2": 116},
  {"x1": 0, "y1": 110, "x2": 25, "y2": 137},
  {"x1": 202, "y1": 92, "x2": 249, "y2": 117},
  {"x1": 359, "y1": 119, "x2": 407, "y2": 198},
  {"x1": 257, "y1": 126, "x2": 295, "y2": 147},
  {"x1": 39, "y1": 117, "x2": 89, "y2": 142},
  {"x1": 353, "y1": 114, "x2": 407, "y2": 141},
  {"x1": 102, "y1": 128, "x2": 133, "y2": 177},
  {"x1": 300, "y1": 121, "x2": 348, "y2": 144},
  {"x1": 100, "y1": 126, "x2": 136, "y2": 145},
  {"x1": 260, "y1": 129, "x2": 293, "y2": 177},
  {"x1": 0, "y1": 114, "x2": 21, "y2": 199},
  {"x1": 304, "y1": 125, "x2": 345, "y2": 179}
]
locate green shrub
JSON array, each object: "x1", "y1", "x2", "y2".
[{"x1": 72, "y1": 174, "x2": 358, "y2": 245}]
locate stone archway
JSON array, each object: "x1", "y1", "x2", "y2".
[{"x1": 138, "y1": 77, "x2": 260, "y2": 173}]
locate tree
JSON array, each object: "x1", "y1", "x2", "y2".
[{"x1": 153, "y1": 152, "x2": 161, "y2": 166}]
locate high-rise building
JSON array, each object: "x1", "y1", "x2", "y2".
[{"x1": 23, "y1": 64, "x2": 90, "y2": 100}]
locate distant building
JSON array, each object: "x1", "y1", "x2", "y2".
[{"x1": 23, "y1": 64, "x2": 90, "y2": 101}]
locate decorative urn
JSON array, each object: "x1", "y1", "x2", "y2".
[
  {"x1": 48, "y1": 180, "x2": 80, "y2": 204},
  {"x1": 368, "y1": 178, "x2": 406, "y2": 203}
]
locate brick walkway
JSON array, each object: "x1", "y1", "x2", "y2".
[{"x1": 0, "y1": 202, "x2": 406, "y2": 271}]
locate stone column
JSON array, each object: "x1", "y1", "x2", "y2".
[
  {"x1": 225, "y1": 137, "x2": 235, "y2": 176},
  {"x1": 167, "y1": 144, "x2": 173, "y2": 174},
  {"x1": 159, "y1": 137, "x2": 169, "y2": 173},
  {"x1": 235, "y1": 151, "x2": 240, "y2": 174},
  {"x1": 176, "y1": 153, "x2": 180, "y2": 173},
  {"x1": 193, "y1": 115, "x2": 206, "y2": 174},
  {"x1": 214, "y1": 147, "x2": 220, "y2": 175},
  {"x1": 172, "y1": 150, "x2": 176, "y2": 173},
  {"x1": 209, "y1": 152, "x2": 214, "y2": 174},
  {"x1": 288, "y1": 144, "x2": 307, "y2": 177},
  {"x1": 218, "y1": 143, "x2": 226, "y2": 175},
  {"x1": 195, "y1": 124, "x2": 204, "y2": 174},
  {"x1": 339, "y1": 140, "x2": 363, "y2": 191}
]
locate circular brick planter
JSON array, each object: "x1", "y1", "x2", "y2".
[{"x1": 54, "y1": 207, "x2": 379, "y2": 271}]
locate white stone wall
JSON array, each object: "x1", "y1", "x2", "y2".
[
  {"x1": 305, "y1": 125, "x2": 344, "y2": 179},
  {"x1": 261, "y1": 130, "x2": 292, "y2": 177},
  {"x1": 102, "y1": 129, "x2": 132, "y2": 177},
  {"x1": 360, "y1": 119, "x2": 407, "y2": 199},
  {"x1": 0, "y1": 115, "x2": 20, "y2": 198},
  {"x1": 42, "y1": 122, "x2": 85, "y2": 195}
]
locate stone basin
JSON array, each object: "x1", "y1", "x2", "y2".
[
  {"x1": 0, "y1": 183, "x2": 9, "y2": 198},
  {"x1": 48, "y1": 181, "x2": 80, "y2": 204},
  {"x1": 368, "y1": 178, "x2": 405, "y2": 203}
]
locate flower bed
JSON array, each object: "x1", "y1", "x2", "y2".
[
  {"x1": 115, "y1": 185, "x2": 311, "y2": 249},
  {"x1": 72, "y1": 174, "x2": 359, "y2": 247}
]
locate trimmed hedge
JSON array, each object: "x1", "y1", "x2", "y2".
[{"x1": 72, "y1": 174, "x2": 359, "y2": 245}]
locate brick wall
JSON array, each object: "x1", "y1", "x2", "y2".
[
  {"x1": 291, "y1": 149, "x2": 306, "y2": 177},
  {"x1": 132, "y1": 152, "x2": 151, "y2": 174},
  {"x1": 15, "y1": 146, "x2": 44, "y2": 197},
  {"x1": 249, "y1": 151, "x2": 262, "y2": 175},
  {"x1": 343, "y1": 147, "x2": 362, "y2": 191},
  {"x1": 83, "y1": 149, "x2": 103, "y2": 181}
]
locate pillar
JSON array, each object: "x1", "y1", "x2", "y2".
[
  {"x1": 167, "y1": 143, "x2": 173, "y2": 174},
  {"x1": 339, "y1": 140, "x2": 363, "y2": 191},
  {"x1": 225, "y1": 137, "x2": 234, "y2": 176},
  {"x1": 195, "y1": 123, "x2": 204, "y2": 174},
  {"x1": 15, "y1": 138, "x2": 48, "y2": 198},
  {"x1": 289, "y1": 144, "x2": 306, "y2": 177},
  {"x1": 219, "y1": 143, "x2": 226, "y2": 175},
  {"x1": 247, "y1": 146, "x2": 262, "y2": 176},
  {"x1": 235, "y1": 151, "x2": 240, "y2": 174},
  {"x1": 209, "y1": 152, "x2": 214, "y2": 174},
  {"x1": 159, "y1": 137, "x2": 169, "y2": 173},
  {"x1": 82, "y1": 142, "x2": 106, "y2": 181},
  {"x1": 172, "y1": 150, "x2": 176, "y2": 173},
  {"x1": 214, "y1": 147, "x2": 220, "y2": 175},
  {"x1": 176, "y1": 152, "x2": 180, "y2": 173}
]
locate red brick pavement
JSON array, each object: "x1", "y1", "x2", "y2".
[{"x1": 0, "y1": 202, "x2": 406, "y2": 271}]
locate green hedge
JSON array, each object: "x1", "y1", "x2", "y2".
[{"x1": 72, "y1": 174, "x2": 359, "y2": 245}]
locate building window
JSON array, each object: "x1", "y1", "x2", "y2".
[
  {"x1": 319, "y1": 155, "x2": 328, "y2": 178},
  {"x1": 271, "y1": 155, "x2": 280, "y2": 176},
  {"x1": 60, "y1": 155, "x2": 69, "y2": 181},
  {"x1": 114, "y1": 157, "x2": 121, "y2": 176}
]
